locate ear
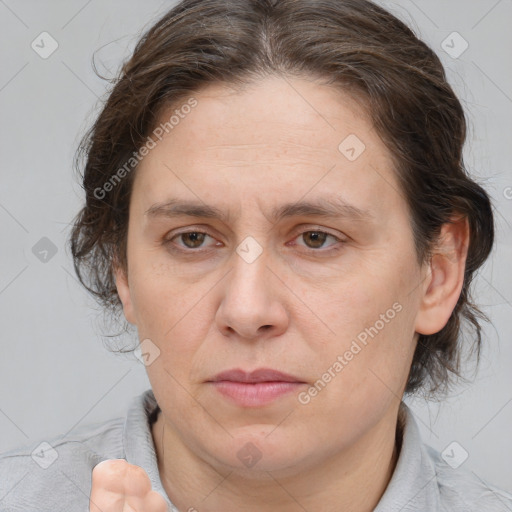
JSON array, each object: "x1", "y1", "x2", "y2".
[
  {"x1": 414, "y1": 216, "x2": 470, "y2": 335},
  {"x1": 113, "y1": 258, "x2": 136, "y2": 325}
]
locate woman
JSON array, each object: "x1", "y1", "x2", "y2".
[{"x1": 1, "y1": 0, "x2": 510, "y2": 510}]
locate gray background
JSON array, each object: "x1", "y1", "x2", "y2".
[{"x1": 0, "y1": 0, "x2": 511, "y2": 495}]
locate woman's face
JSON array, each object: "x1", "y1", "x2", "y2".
[{"x1": 116, "y1": 75, "x2": 429, "y2": 475}]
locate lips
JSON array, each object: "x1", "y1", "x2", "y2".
[
  {"x1": 209, "y1": 368, "x2": 304, "y2": 384},
  {"x1": 208, "y1": 368, "x2": 306, "y2": 407}
]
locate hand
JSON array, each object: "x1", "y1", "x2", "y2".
[{"x1": 89, "y1": 459, "x2": 168, "y2": 511}]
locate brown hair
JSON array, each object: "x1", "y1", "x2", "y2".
[{"x1": 70, "y1": 0, "x2": 494, "y2": 396}]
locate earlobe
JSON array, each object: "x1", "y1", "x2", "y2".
[
  {"x1": 414, "y1": 217, "x2": 469, "y2": 335},
  {"x1": 114, "y1": 262, "x2": 136, "y2": 325}
]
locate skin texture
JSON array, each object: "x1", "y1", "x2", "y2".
[{"x1": 92, "y1": 75, "x2": 469, "y2": 511}]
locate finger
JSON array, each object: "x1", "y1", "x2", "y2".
[
  {"x1": 91, "y1": 459, "x2": 131, "y2": 495},
  {"x1": 145, "y1": 490, "x2": 169, "y2": 512},
  {"x1": 89, "y1": 459, "x2": 160, "y2": 512},
  {"x1": 89, "y1": 489, "x2": 125, "y2": 512},
  {"x1": 91, "y1": 459, "x2": 152, "y2": 497}
]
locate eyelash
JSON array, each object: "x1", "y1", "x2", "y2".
[{"x1": 164, "y1": 228, "x2": 345, "y2": 255}]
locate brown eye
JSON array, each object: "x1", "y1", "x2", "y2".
[
  {"x1": 287, "y1": 228, "x2": 346, "y2": 256},
  {"x1": 301, "y1": 231, "x2": 329, "y2": 249},
  {"x1": 163, "y1": 228, "x2": 223, "y2": 255},
  {"x1": 178, "y1": 231, "x2": 208, "y2": 248},
  {"x1": 294, "y1": 230, "x2": 341, "y2": 251}
]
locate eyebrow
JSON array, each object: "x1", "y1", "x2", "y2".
[{"x1": 144, "y1": 197, "x2": 373, "y2": 225}]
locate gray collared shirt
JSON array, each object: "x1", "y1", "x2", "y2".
[{"x1": 0, "y1": 389, "x2": 511, "y2": 511}]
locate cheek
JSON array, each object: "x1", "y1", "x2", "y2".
[
  {"x1": 319, "y1": 253, "x2": 413, "y2": 336},
  {"x1": 314, "y1": 251, "x2": 420, "y2": 393},
  {"x1": 127, "y1": 252, "x2": 213, "y2": 369},
  {"x1": 129, "y1": 255, "x2": 186, "y2": 325}
]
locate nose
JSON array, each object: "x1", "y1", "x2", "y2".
[{"x1": 215, "y1": 246, "x2": 289, "y2": 341}]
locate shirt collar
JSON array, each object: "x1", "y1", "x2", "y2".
[
  {"x1": 374, "y1": 401, "x2": 443, "y2": 511},
  {"x1": 123, "y1": 389, "x2": 442, "y2": 512},
  {"x1": 123, "y1": 389, "x2": 178, "y2": 510}
]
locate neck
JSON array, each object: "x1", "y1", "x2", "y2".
[{"x1": 151, "y1": 404, "x2": 402, "y2": 512}]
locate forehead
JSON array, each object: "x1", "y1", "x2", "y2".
[
  {"x1": 166, "y1": 76, "x2": 376, "y2": 156},
  {"x1": 133, "y1": 75, "x2": 404, "y2": 219}
]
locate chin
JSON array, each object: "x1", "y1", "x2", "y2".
[{"x1": 205, "y1": 428, "x2": 316, "y2": 476}]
